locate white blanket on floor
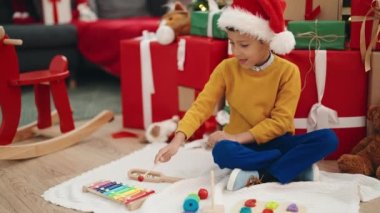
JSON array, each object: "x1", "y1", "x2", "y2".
[{"x1": 42, "y1": 143, "x2": 380, "y2": 213}]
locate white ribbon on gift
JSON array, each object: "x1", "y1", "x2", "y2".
[
  {"x1": 177, "y1": 38, "x2": 186, "y2": 71},
  {"x1": 306, "y1": 50, "x2": 339, "y2": 132},
  {"x1": 296, "y1": 50, "x2": 366, "y2": 131},
  {"x1": 207, "y1": 0, "x2": 220, "y2": 37},
  {"x1": 140, "y1": 31, "x2": 157, "y2": 129}
]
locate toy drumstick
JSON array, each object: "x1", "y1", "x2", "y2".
[{"x1": 128, "y1": 168, "x2": 183, "y2": 183}]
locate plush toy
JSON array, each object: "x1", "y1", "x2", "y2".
[
  {"x1": 75, "y1": 0, "x2": 97, "y2": 22},
  {"x1": 156, "y1": 1, "x2": 191, "y2": 45},
  {"x1": 337, "y1": 106, "x2": 380, "y2": 179},
  {"x1": 11, "y1": 0, "x2": 37, "y2": 24},
  {"x1": 143, "y1": 116, "x2": 180, "y2": 143}
]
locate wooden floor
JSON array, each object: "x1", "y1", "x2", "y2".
[{"x1": 0, "y1": 116, "x2": 379, "y2": 213}]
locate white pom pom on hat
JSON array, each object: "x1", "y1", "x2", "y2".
[{"x1": 218, "y1": 0, "x2": 295, "y2": 55}]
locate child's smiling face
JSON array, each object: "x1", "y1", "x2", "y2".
[{"x1": 227, "y1": 30, "x2": 270, "y2": 70}]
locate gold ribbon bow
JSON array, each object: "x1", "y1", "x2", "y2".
[{"x1": 352, "y1": 0, "x2": 380, "y2": 71}]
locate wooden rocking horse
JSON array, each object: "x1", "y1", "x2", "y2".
[{"x1": 0, "y1": 26, "x2": 114, "y2": 160}]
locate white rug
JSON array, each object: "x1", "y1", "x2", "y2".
[{"x1": 42, "y1": 143, "x2": 380, "y2": 213}]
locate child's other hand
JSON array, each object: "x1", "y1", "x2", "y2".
[{"x1": 207, "y1": 131, "x2": 236, "y2": 148}]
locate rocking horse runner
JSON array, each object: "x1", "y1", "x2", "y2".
[{"x1": 0, "y1": 26, "x2": 114, "y2": 160}]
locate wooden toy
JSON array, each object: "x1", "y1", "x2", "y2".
[
  {"x1": 201, "y1": 170, "x2": 225, "y2": 213},
  {"x1": 232, "y1": 199, "x2": 307, "y2": 213},
  {"x1": 83, "y1": 180, "x2": 155, "y2": 211},
  {"x1": 183, "y1": 193, "x2": 200, "y2": 212},
  {"x1": 198, "y1": 188, "x2": 208, "y2": 200},
  {"x1": 0, "y1": 27, "x2": 22, "y2": 46},
  {"x1": 128, "y1": 168, "x2": 182, "y2": 183},
  {"x1": 0, "y1": 25, "x2": 114, "y2": 160}
]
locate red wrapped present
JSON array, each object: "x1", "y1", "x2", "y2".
[
  {"x1": 177, "y1": 36, "x2": 228, "y2": 90},
  {"x1": 350, "y1": 0, "x2": 380, "y2": 71},
  {"x1": 284, "y1": 0, "x2": 342, "y2": 21},
  {"x1": 42, "y1": 0, "x2": 72, "y2": 25},
  {"x1": 283, "y1": 50, "x2": 369, "y2": 159},
  {"x1": 121, "y1": 34, "x2": 179, "y2": 129}
]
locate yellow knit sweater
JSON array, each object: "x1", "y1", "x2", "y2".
[{"x1": 177, "y1": 55, "x2": 301, "y2": 144}]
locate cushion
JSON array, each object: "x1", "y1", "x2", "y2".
[
  {"x1": 0, "y1": 0, "x2": 13, "y2": 24},
  {"x1": 3, "y1": 24, "x2": 77, "y2": 49},
  {"x1": 95, "y1": 0, "x2": 149, "y2": 19}
]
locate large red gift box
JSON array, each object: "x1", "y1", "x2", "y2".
[
  {"x1": 121, "y1": 35, "x2": 228, "y2": 129},
  {"x1": 283, "y1": 50, "x2": 368, "y2": 159},
  {"x1": 350, "y1": 0, "x2": 380, "y2": 51},
  {"x1": 177, "y1": 36, "x2": 228, "y2": 90},
  {"x1": 121, "y1": 38, "x2": 179, "y2": 129}
]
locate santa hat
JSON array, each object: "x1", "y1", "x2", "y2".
[{"x1": 218, "y1": 0, "x2": 295, "y2": 55}]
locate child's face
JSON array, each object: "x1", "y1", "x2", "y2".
[{"x1": 227, "y1": 31, "x2": 270, "y2": 69}]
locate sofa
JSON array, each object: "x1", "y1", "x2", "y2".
[{"x1": 0, "y1": 0, "x2": 169, "y2": 82}]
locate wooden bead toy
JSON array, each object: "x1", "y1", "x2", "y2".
[
  {"x1": 83, "y1": 180, "x2": 155, "y2": 210},
  {"x1": 244, "y1": 199, "x2": 256, "y2": 207},
  {"x1": 286, "y1": 203, "x2": 299, "y2": 212},
  {"x1": 198, "y1": 188, "x2": 208, "y2": 200},
  {"x1": 183, "y1": 193, "x2": 200, "y2": 212},
  {"x1": 240, "y1": 206, "x2": 252, "y2": 213}
]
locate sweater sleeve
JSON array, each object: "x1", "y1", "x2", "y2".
[
  {"x1": 249, "y1": 65, "x2": 301, "y2": 143},
  {"x1": 176, "y1": 61, "x2": 226, "y2": 139}
]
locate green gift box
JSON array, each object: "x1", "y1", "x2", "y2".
[
  {"x1": 190, "y1": 11, "x2": 227, "y2": 39},
  {"x1": 287, "y1": 21, "x2": 346, "y2": 50}
]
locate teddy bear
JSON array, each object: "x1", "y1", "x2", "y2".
[{"x1": 337, "y1": 105, "x2": 380, "y2": 179}]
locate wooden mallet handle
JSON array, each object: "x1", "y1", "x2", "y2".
[
  {"x1": 3, "y1": 39, "x2": 23, "y2": 46},
  {"x1": 0, "y1": 26, "x2": 23, "y2": 46}
]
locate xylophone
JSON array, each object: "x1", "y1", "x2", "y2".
[{"x1": 83, "y1": 180, "x2": 155, "y2": 210}]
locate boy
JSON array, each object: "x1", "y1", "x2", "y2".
[{"x1": 154, "y1": 0, "x2": 338, "y2": 191}]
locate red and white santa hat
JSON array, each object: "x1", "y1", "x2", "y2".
[{"x1": 218, "y1": 0, "x2": 295, "y2": 55}]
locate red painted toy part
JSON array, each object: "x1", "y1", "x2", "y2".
[
  {"x1": 244, "y1": 199, "x2": 257, "y2": 207},
  {"x1": 0, "y1": 36, "x2": 21, "y2": 145},
  {"x1": 0, "y1": 33, "x2": 74, "y2": 145}
]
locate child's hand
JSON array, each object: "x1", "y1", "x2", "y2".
[
  {"x1": 154, "y1": 132, "x2": 186, "y2": 163},
  {"x1": 207, "y1": 131, "x2": 236, "y2": 148}
]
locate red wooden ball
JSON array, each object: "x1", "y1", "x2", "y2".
[
  {"x1": 198, "y1": 188, "x2": 208, "y2": 200},
  {"x1": 137, "y1": 175, "x2": 144, "y2": 182}
]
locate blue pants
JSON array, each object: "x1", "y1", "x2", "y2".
[{"x1": 212, "y1": 129, "x2": 338, "y2": 184}]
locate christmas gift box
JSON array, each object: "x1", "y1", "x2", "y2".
[
  {"x1": 177, "y1": 35, "x2": 228, "y2": 90},
  {"x1": 368, "y1": 52, "x2": 380, "y2": 134},
  {"x1": 369, "y1": 52, "x2": 380, "y2": 106},
  {"x1": 190, "y1": 11, "x2": 227, "y2": 39},
  {"x1": 350, "y1": 0, "x2": 380, "y2": 71},
  {"x1": 42, "y1": 0, "x2": 72, "y2": 25},
  {"x1": 190, "y1": 0, "x2": 227, "y2": 39},
  {"x1": 284, "y1": 0, "x2": 343, "y2": 21},
  {"x1": 288, "y1": 21, "x2": 346, "y2": 50},
  {"x1": 283, "y1": 50, "x2": 368, "y2": 160},
  {"x1": 121, "y1": 34, "x2": 179, "y2": 129},
  {"x1": 178, "y1": 86, "x2": 198, "y2": 113}
]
